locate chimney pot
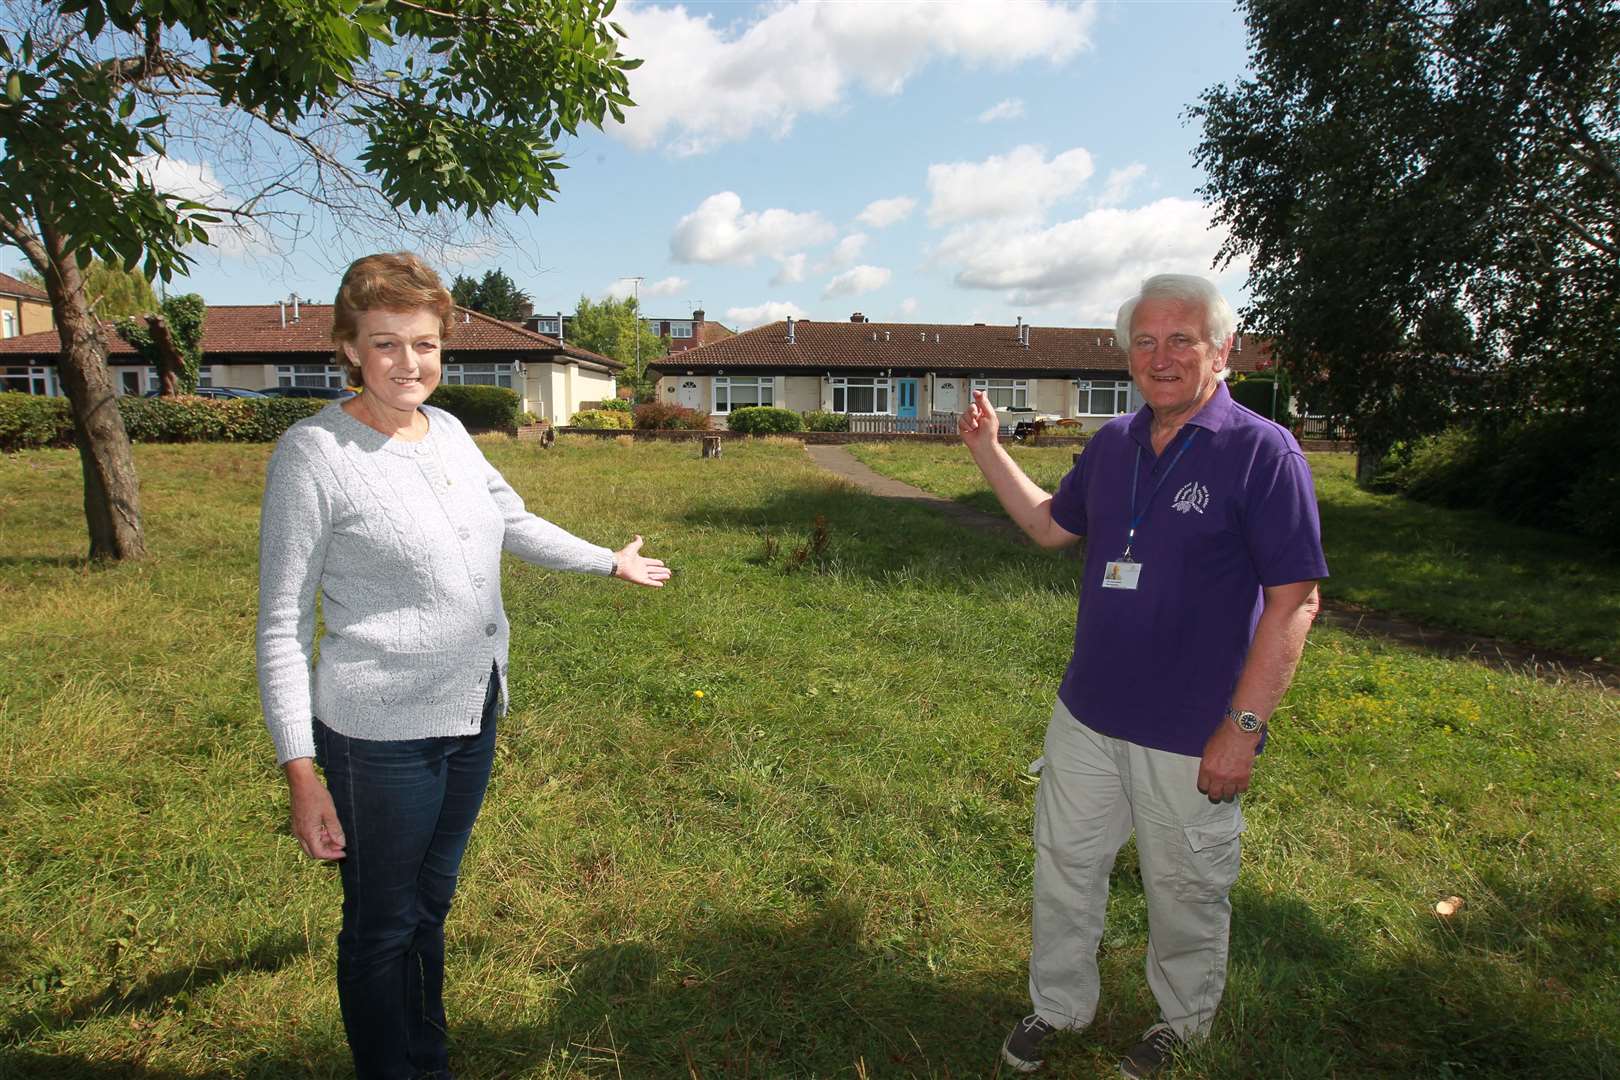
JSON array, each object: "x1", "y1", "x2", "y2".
[
  {"x1": 786, "y1": 316, "x2": 796, "y2": 343},
  {"x1": 850, "y1": 312, "x2": 865, "y2": 323}
]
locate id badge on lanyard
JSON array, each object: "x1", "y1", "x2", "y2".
[{"x1": 1104, "y1": 429, "x2": 1198, "y2": 593}]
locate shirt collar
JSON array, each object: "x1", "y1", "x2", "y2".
[{"x1": 1128, "y1": 379, "x2": 1235, "y2": 450}]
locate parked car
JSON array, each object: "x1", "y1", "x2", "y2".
[
  {"x1": 143, "y1": 386, "x2": 268, "y2": 399},
  {"x1": 258, "y1": 386, "x2": 356, "y2": 400}
]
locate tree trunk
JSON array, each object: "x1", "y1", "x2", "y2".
[
  {"x1": 147, "y1": 313, "x2": 182, "y2": 396},
  {"x1": 41, "y1": 236, "x2": 147, "y2": 560}
]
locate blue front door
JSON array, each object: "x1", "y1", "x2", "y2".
[{"x1": 896, "y1": 379, "x2": 919, "y2": 418}]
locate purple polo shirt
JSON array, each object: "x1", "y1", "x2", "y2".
[{"x1": 1049, "y1": 381, "x2": 1328, "y2": 757}]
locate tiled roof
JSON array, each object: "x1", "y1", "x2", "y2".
[
  {"x1": 0, "y1": 303, "x2": 624, "y2": 372},
  {"x1": 0, "y1": 271, "x2": 48, "y2": 300},
  {"x1": 648, "y1": 319, "x2": 1271, "y2": 375}
]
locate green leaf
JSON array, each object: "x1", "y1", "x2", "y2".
[{"x1": 5, "y1": 72, "x2": 20, "y2": 102}]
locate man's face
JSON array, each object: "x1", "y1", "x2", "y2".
[{"x1": 1127, "y1": 297, "x2": 1231, "y2": 423}]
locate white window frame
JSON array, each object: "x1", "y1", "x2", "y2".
[
  {"x1": 713, "y1": 375, "x2": 774, "y2": 413},
  {"x1": 1, "y1": 311, "x2": 15, "y2": 338},
  {"x1": 443, "y1": 362, "x2": 516, "y2": 389},
  {"x1": 277, "y1": 364, "x2": 345, "y2": 388},
  {"x1": 831, "y1": 376, "x2": 892, "y2": 415},
  {"x1": 1075, "y1": 379, "x2": 1132, "y2": 416},
  {"x1": 971, "y1": 377, "x2": 1029, "y2": 411},
  {"x1": 534, "y1": 318, "x2": 560, "y2": 334},
  {"x1": 670, "y1": 322, "x2": 693, "y2": 339},
  {"x1": 2, "y1": 365, "x2": 57, "y2": 395}
]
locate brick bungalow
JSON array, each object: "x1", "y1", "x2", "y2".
[
  {"x1": 0, "y1": 302, "x2": 622, "y2": 424},
  {"x1": 648, "y1": 314, "x2": 1270, "y2": 432}
]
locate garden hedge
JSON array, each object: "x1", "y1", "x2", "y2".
[
  {"x1": 423, "y1": 384, "x2": 519, "y2": 430},
  {"x1": 727, "y1": 406, "x2": 804, "y2": 434},
  {"x1": 0, "y1": 392, "x2": 327, "y2": 451}
]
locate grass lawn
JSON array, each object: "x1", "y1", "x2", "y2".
[
  {"x1": 846, "y1": 442, "x2": 1620, "y2": 661},
  {"x1": 0, "y1": 437, "x2": 1615, "y2": 1079}
]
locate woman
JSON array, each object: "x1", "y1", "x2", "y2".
[{"x1": 256, "y1": 252, "x2": 670, "y2": 1079}]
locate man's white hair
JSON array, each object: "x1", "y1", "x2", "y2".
[{"x1": 1115, "y1": 274, "x2": 1237, "y2": 380}]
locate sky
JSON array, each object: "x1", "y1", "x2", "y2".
[{"x1": 154, "y1": 0, "x2": 1255, "y2": 332}]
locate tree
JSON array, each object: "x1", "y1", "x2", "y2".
[
  {"x1": 0, "y1": 2, "x2": 638, "y2": 559},
  {"x1": 114, "y1": 293, "x2": 204, "y2": 395},
  {"x1": 450, "y1": 268, "x2": 533, "y2": 321},
  {"x1": 568, "y1": 294, "x2": 667, "y2": 399},
  {"x1": 19, "y1": 258, "x2": 157, "y2": 319},
  {"x1": 1192, "y1": 0, "x2": 1620, "y2": 481}
]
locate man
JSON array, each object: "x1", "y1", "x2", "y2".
[{"x1": 959, "y1": 275, "x2": 1327, "y2": 1077}]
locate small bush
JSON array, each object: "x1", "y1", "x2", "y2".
[
  {"x1": 424, "y1": 384, "x2": 519, "y2": 430},
  {"x1": 516, "y1": 411, "x2": 539, "y2": 427},
  {"x1": 0, "y1": 392, "x2": 74, "y2": 450},
  {"x1": 632, "y1": 401, "x2": 710, "y2": 430},
  {"x1": 569, "y1": 408, "x2": 632, "y2": 429},
  {"x1": 1228, "y1": 372, "x2": 1294, "y2": 426},
  {"x1": 727, "y1": 406, "x2": 804, "y2": 434},
  {"x1": 598, "y1": 397, "x2": 632, "y2": 413},
  {"x1": 802, "y1": 410, "x2": 850, "y2": 433}
]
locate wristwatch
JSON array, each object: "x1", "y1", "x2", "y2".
[{"x1": 1226, "y1": 707, "x2": 1264, "y2": 735}]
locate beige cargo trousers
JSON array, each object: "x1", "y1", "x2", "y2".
[{"x1": 1028, "y1": 699, "x2": 1246, "y2": 1040}]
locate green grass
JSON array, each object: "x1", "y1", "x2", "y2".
[
  {"x1": 847, "y1": 442, "x2": 1620, "y2": 660},
  {"x1": 1, "y1": 438, "x2": 1616, "y2": 1078}
]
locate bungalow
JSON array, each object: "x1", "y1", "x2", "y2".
[
  {"x1": 647, "y1": 314, "x2": 1270, "y2": 432},
  {"x1": 0, "y1": 301, "x2": 622, "y2": 425}
]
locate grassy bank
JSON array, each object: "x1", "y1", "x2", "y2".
[
  {"x1": 1, "y1": 438, "x2": 1615, "y2": 1078},
  {"x1": 847, "y1": 442, "x2": 1620, "y2": 660}
]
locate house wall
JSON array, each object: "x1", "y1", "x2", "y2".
[
  {"x1": 783, "y1": 375, "x2": 821, "y2": 413},
  {"x1": 19, "y1": 298, "x2": 53, "y2": 336}
]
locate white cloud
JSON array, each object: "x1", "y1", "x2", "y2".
[
  {"x1": 1097, "y1": 164, "x2": 1148, "y2": 208},
  {"x1": 726, "y1": 300, "x2": 811, "y2": 328},
  {"x1": 899, "y1": 297, "x2": 919, "y2": 316},
  {"x1": 935, "y1": 197, "x2": 1244, "y2": 321},
  {"x1": 771, "y1": 253, "x2": 807, "y2": 286},
  {"x1": 670, "y1": 191, "x2": 835, "y2": 265},
  {"x1": 131, "y1": 154, "x2": 269, "y2": 256},
  {"x1": 927, "y1": 145, "x2": 1095, "y2": 226},
  {"x1": 614, "y1": 1, "x2": 1095, "y2": 155},
  {"x1": 977, "y1": 98, "x2": 1025, "y2": 124},
  {"x1": 643, "y1": 275, "x2": 689, "y2": 298},
  {"x1": 823, "y1": 264, "x2": 892, "y2": 298},
  {"x1": 856, "y1": 196, "x2": 917, "y2": 229},
  {"x1": 823, "y1": 232, "x2": 868, "y2": 270}
]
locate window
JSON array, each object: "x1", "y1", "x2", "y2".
[
  {"x1": 713, "y1": 375, "x2": 773, "y2": 412},
  {"x1": 2, "y1": 311, "x2": 15, "y2": 338},
  {"x1": 444, "y1": 362, "x2": 515, "y2": 388},
  {"x1": 831, "y1": 377, "x2": 891, "y2": 414},
  {"x1": 670, "y1": 322, "x2": 693, "y2": 339},
  {"x1": 145, "y1": 368, "x2": 162, "y2": 393},
  {"x1": 1076, "y1": 379, "x2": 1131, "y2": 416},
  {"x1": 1, "y1": 365, "x2": 55, "y2": 395},
  {"x1": 534, "y1": 318, "x2": 560, "y2": 334},
  {"x1": 277, "y1": 364, "x2": 345, "y2": 388},
  {"x1": 971, "y1": 378, "x2": 1028, "y2": 410}
]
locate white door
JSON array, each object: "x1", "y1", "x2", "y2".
[
  {"x1": 933, "y1": 378, "x2": 959, "y2": 414},
  {"x1": 677, "y1": 378, "x2": 701, "y2": 410}
]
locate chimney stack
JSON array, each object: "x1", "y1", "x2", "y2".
[
  {"x1": 850, "y1": 312, "x2": 866, "y2": 323},
  {"x1": 290, "y1": 292, "x2": 301, "y2": 323},
  {"x1": 786, "y1": 316, "x2": 796, "y2": 343}
]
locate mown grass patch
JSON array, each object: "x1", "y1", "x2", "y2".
[
  {"x1": 0, "y1": 438, "x2": 1615, "y2": 1078},
  {"x1": 847, "y1": 442, "x2": 1620, "y2": 660}
]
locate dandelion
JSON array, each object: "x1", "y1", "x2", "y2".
[{"x1": 693, "y1": 690, "x2": 704, "y2": 699}]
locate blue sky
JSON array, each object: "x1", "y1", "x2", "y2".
[{"x1": 159, "y1": 1, "x2": 1254, "y2": 332}]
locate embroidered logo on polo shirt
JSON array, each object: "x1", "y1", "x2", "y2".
[{"x1": 1172, "y1": 481, "x2": 1209, "y2": 515}]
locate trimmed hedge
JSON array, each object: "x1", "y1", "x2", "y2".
[
  {"x1": 0, "y1": 392, "x2": 329, "y2": 451},
  {"x1": 632, "y1": 401, "x2": 710, "y2": 430},
  {"x1": 1228, "y1": 372, "x2": 1294, "y2": 426},
  {"x1": 803, "y1": 410, "x2": 850, "y2": 432},
  {"x1": 424, "y1": 384, "x2": 519, "y2": 430},
  {"x1": 569, "y1": 408, "x2": 633, "y2": 429},
  {"x1": 727, "y1": 406, "x2": 804, "y2": 434}
]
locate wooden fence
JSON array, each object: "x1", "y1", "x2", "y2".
[{"x1": 846, "y1": 413, "x2": 960, "y2": 435}]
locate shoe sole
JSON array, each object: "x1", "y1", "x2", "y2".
[{"x1": 1000, "y1": 1038, "x2": 1042, "y2": 1074}]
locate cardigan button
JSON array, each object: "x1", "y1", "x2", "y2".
[
  {"x1": 484, "y1": 623, "x2": 497, "y2": 637},
  {"x1": 458, "y1": 527, "x2": 470, "y2": 540}
]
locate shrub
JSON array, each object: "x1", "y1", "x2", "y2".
[
  {"x1": 1228, "y1": 372, "x2": 1294, "y2": 426},
  {"x1": 424, "y1": 384, "x2": 519, "y2": 430},
  {"x1": 632, "y1": 401, "x2": 710, "y2": 430},
  {"x1": 802, "y1": 410, "x2": 850, "y2": 433},
  {"x1": 598, "y1": 397, "x2": 632, "y2": 413},
  {"x1": 569, "y1": 408, "x2": 632, "y2": 429},
  {"x1": 0, "y1": 392, "x2": 74, "y2": 450},
  {"x1": 727, "y1": 406, "x2": 804, "y2": 434},
  {"x1": 516, "y1": 411, "x2": 539, "y2": 427}
]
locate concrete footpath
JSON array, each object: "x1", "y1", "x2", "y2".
[{"x1": 803, "y1": 443, "x2": 1616, "y2": 693}]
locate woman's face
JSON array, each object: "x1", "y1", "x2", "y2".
[{"x1": 342, "y1": 307, "x2": 443, "y2": 413}]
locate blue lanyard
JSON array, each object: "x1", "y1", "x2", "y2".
[{"x1": 1123, "y1": 428, "x2": 1199, "y2": 559}]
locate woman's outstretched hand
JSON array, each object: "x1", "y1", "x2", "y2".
[{"x1": 613, "y1": 535, "x2": 672, "y2": 587}]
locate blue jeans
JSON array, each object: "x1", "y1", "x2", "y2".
[{"x1": 314, "y1": 671, "x2": 499, "y2": 1080}]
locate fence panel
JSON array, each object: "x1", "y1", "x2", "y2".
[{"x1": 846, "y1": 413, "x2": 960, "y2": 435}]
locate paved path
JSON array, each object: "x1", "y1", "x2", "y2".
[{"x1": 804, "y1": 443, "x2": 1617, "y2": 694}]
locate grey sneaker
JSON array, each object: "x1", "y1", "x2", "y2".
[
  {"x1": 1118, "y1": 1021, "x2": 1181, "y2": 1077},
  {"x1": 1001, "y1": 1013, "x2": 1057, "y2": 1073}
]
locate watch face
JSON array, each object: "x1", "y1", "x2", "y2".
[{"x1": 1234, "y1": 710, "x2": 1262, "y2": 732}]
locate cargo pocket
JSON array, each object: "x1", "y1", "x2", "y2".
[{"x1": 1176, "y1": 807, "x2": 1245, "y2": 903}]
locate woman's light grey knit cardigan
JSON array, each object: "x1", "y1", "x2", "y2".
[{"x1": 256, "y1": 403, "x2": 614, "y2": 765}]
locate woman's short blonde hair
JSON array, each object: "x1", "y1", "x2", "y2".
[{"x1": 332, "y1": 252, "x2": 455, "y2": 386}]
